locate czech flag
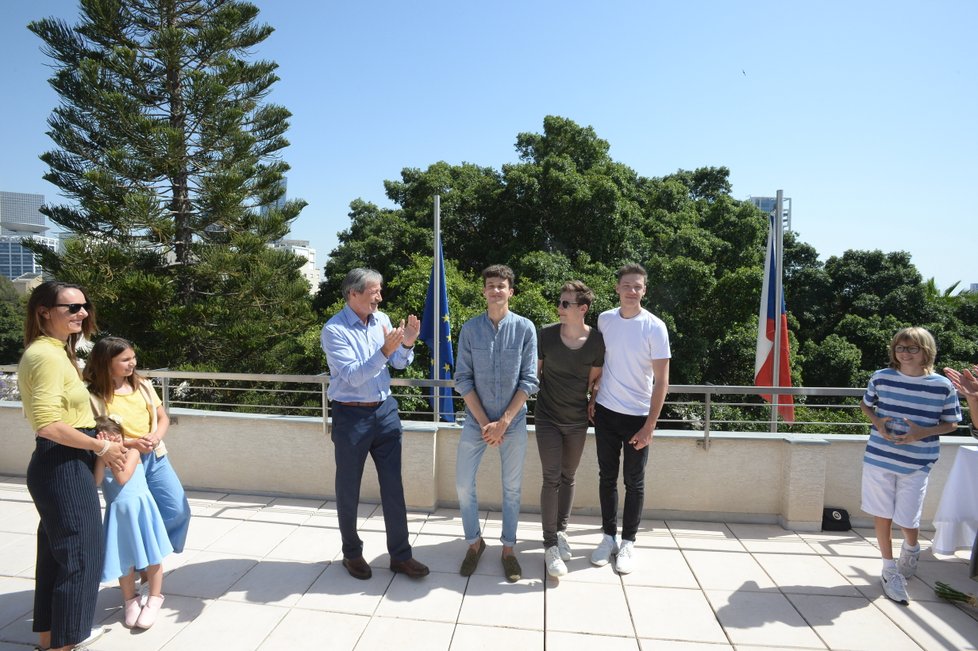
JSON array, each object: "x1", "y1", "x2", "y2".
[
  {"x1": 420, "y1": 240, "x2": 456, "y2": 422},
  {"x1": 754, "y1": 213, "x2": 795, "y2": 423}
]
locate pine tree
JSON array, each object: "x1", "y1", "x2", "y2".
[{"x1": 28, "y1": 0, "x2": 313, "y2": 371}]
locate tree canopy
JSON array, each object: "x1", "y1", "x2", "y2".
[{"x1": 318, "y1": 116, "x2": 978, "y2": 394}]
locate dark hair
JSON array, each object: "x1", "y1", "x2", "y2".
[
  {"x1": 560, "y1": 280, "x2": 595, "y2": 307},
  {"x1": 340, "y1": 268, "x2": 383, "y2": 299},
  {"x1": 482, "y1": 264, "x2": 515, "y2": 288},
  {"x1": 24, "y1": 280, "x2": 98, "y2": 370},
  {"x1": 94, "y1": 415, "x2": 123, "y2": 437},
  {"x1": 616, "y1": 263, "x2": 647, "y2": 282},
  {"x1": 85, "y1": 336, "x2": 144, "y2": 403}
]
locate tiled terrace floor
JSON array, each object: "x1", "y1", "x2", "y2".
[{"x1": 1, "y1": 475, "x2": 977, "y2": 650}]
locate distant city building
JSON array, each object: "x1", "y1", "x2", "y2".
[
  {"x1": 0, "y1": 191, "x2": 58, "y2": 280},
  {"x1": 749, "y1": 195, "x2": 793, "y2": 232},
  {"x1": 272, "y1": 238, "x2": 320, "y2": 293},
  {"x1": 258, "y1": 178, "x2": 319, "y2": 293}
]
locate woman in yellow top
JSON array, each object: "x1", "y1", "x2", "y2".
[
  {"x1": 18, "y1": 281, "x2": 125, "y2": 651},
  {"x1": 85, "y1": 337, "x2": 191, "y2": 558}
]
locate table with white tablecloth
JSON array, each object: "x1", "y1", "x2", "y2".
[{"x1": 932, "y1": 446, "x2": 978, "y2": 555}]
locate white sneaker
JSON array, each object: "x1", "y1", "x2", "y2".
[
  {"x1": 898, "y1": 544, "x2": 920, "y2": 579},
  {"x1": 75, "y1": 626, "x2": 107, "y2": 649},
  {"x1": 556, "y1": 530, "x2": 572, "y2": 562},
  {"x1": 590, "y1": 534, "x2": 620, "y2": 566},
  {"x1": 881, "y1": 567, "x2": 910, "y2": 605},
  {"x1": 545, "y1": 545, "x2": 568, "y2": 577},
  {"x1": 616, "y1": 540, "x2": 635, "y2": 574}
]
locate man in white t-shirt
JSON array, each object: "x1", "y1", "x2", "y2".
[{"x1": 587, "y1": 263, "x2": 671, "y2": 574}]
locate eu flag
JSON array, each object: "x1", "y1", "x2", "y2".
[{"x1": 420, "y1": 240, "x2": 455, "y2": 421}]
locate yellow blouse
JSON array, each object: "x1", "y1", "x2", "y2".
[{"x1": 18, "y1": 336, "x2": 96, "y2": 432}]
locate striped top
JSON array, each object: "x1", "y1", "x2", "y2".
[{"x1": 862, "y1": 368, "x2": 961, "y2": 474}]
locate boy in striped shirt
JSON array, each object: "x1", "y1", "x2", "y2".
[{"x1": 860, "y1": 327, "x2": 961, "y2": 605}]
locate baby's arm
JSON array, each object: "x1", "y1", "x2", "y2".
[{"x1": 94, "y1": 458, "x2": 106, "y2": 486}]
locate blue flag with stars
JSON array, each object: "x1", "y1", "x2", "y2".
[{"x1": 420, "y1": 241, "x2": 455, "y2": 421}]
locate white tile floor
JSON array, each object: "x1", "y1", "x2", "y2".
[{"x1": 1, "y1": 475, "x2": 978, "y2": 650}]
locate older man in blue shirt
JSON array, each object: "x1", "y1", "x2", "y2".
[
  {"x1": 322, "y1": 268, "x2": 429, "y2": 580},
  {"x1": 454, "y1": 264, "x2": 538, "y2": 582}
]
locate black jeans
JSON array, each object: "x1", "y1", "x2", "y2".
[
  {"x1": 535, "y1": 419, "x2": 588, "y2": 548},
  {"x1": 593, "y1": 403, "x2": 649, "y2": 542}
]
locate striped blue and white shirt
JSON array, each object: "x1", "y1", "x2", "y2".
[{"x1": 863, "y1": 368, "x2": 961, "y2": 474}]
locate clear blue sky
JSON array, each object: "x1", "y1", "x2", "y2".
[{"x1": 2, "y1": 1, "x2": 976, "y2": 291}]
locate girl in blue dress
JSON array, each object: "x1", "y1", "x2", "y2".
[{"x1": 94, "y1": 416, "x2": 173, "y2": 629}]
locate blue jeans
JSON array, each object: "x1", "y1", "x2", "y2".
[
  {"x1": 331, "y1": 397, "x2": 411, "y2": 562},
  {"x1": 455, "y1": 415, "x2": 527, "y2": 547},
  {"x1": 142, "y1": 452, "x2": 191, "y2": 553}
]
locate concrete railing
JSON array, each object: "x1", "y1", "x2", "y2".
[{"x1": 2, "y1": 400, "x2": 972, "y2": 532}]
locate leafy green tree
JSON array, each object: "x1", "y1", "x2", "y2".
[
  {"x1": 316, "y1": 199, "x2": 429, "y2": 313},
  {"x1": 800, "y1": 334, "x2": 864, "y2": 388},
  {"x1": 703, "y1": 320, "x2": 760, "y2": 387},
  {"x1": 0, "y1": 276, "x2": 24, "y2": 364},
  {"x1": 321, "y1": 117, "x2": 789, "y2": 386},
  {"x1": 29, "y1": 0, "x2": 312, "y2": 372},
  {"x1": 318, "y1": 115, "x2": 978, "y2": 399}
]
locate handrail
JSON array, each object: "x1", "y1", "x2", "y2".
[{"x1": 2, "y1": 364, "x2": 968, "y2": 445}]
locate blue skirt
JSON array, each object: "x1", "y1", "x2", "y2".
[{"x1": 101, "y1": 463, "x2": 173, "y2": 582}]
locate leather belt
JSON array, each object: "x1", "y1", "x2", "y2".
[{"x1": 335, "y1": 401, "x2": 382, "y2": 408}]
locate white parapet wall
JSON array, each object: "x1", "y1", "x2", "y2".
[{"x1": 1, "y1": 401, "x2": 969, "y2": 531}]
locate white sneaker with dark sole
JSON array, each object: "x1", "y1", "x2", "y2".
[{"x1": 882, "y1": 567, "x2": 910, "y2": 605}]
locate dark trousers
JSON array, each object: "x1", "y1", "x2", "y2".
[
  {"x1": 594, "y1": 403, "x2": 650, "y2": 542},
  {"x1": 26, "y1": 434, "x2": 103, "y2": 649},
  {"x1": 535, "y1": 419, "x2": 588, "y2": 548},
  {"x1": 331, "y1": 397, "x2": 411, "y2": 562}
]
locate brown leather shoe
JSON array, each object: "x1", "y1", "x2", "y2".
[
  {"x1": 390, "y1": 557, "x2": 430, "y2": 578},
  {"x1": 342, "y1": 556, "x2": 372, "y2": 580}
]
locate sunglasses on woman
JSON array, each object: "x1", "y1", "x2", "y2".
[{"x1": 55, "y1": 302, "x2": 92, "y2": 314}]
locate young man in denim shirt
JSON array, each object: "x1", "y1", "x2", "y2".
[{"x1": 454, "y1": 264, "x2": 538, "y2": 582}]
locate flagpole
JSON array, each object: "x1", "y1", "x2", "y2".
[
  {"x1": 770, "y1": 189, "x2": 784, "y2": 432},
  {"x1": 433, "y1": 195, "x2": 441, "y2": 423}
]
